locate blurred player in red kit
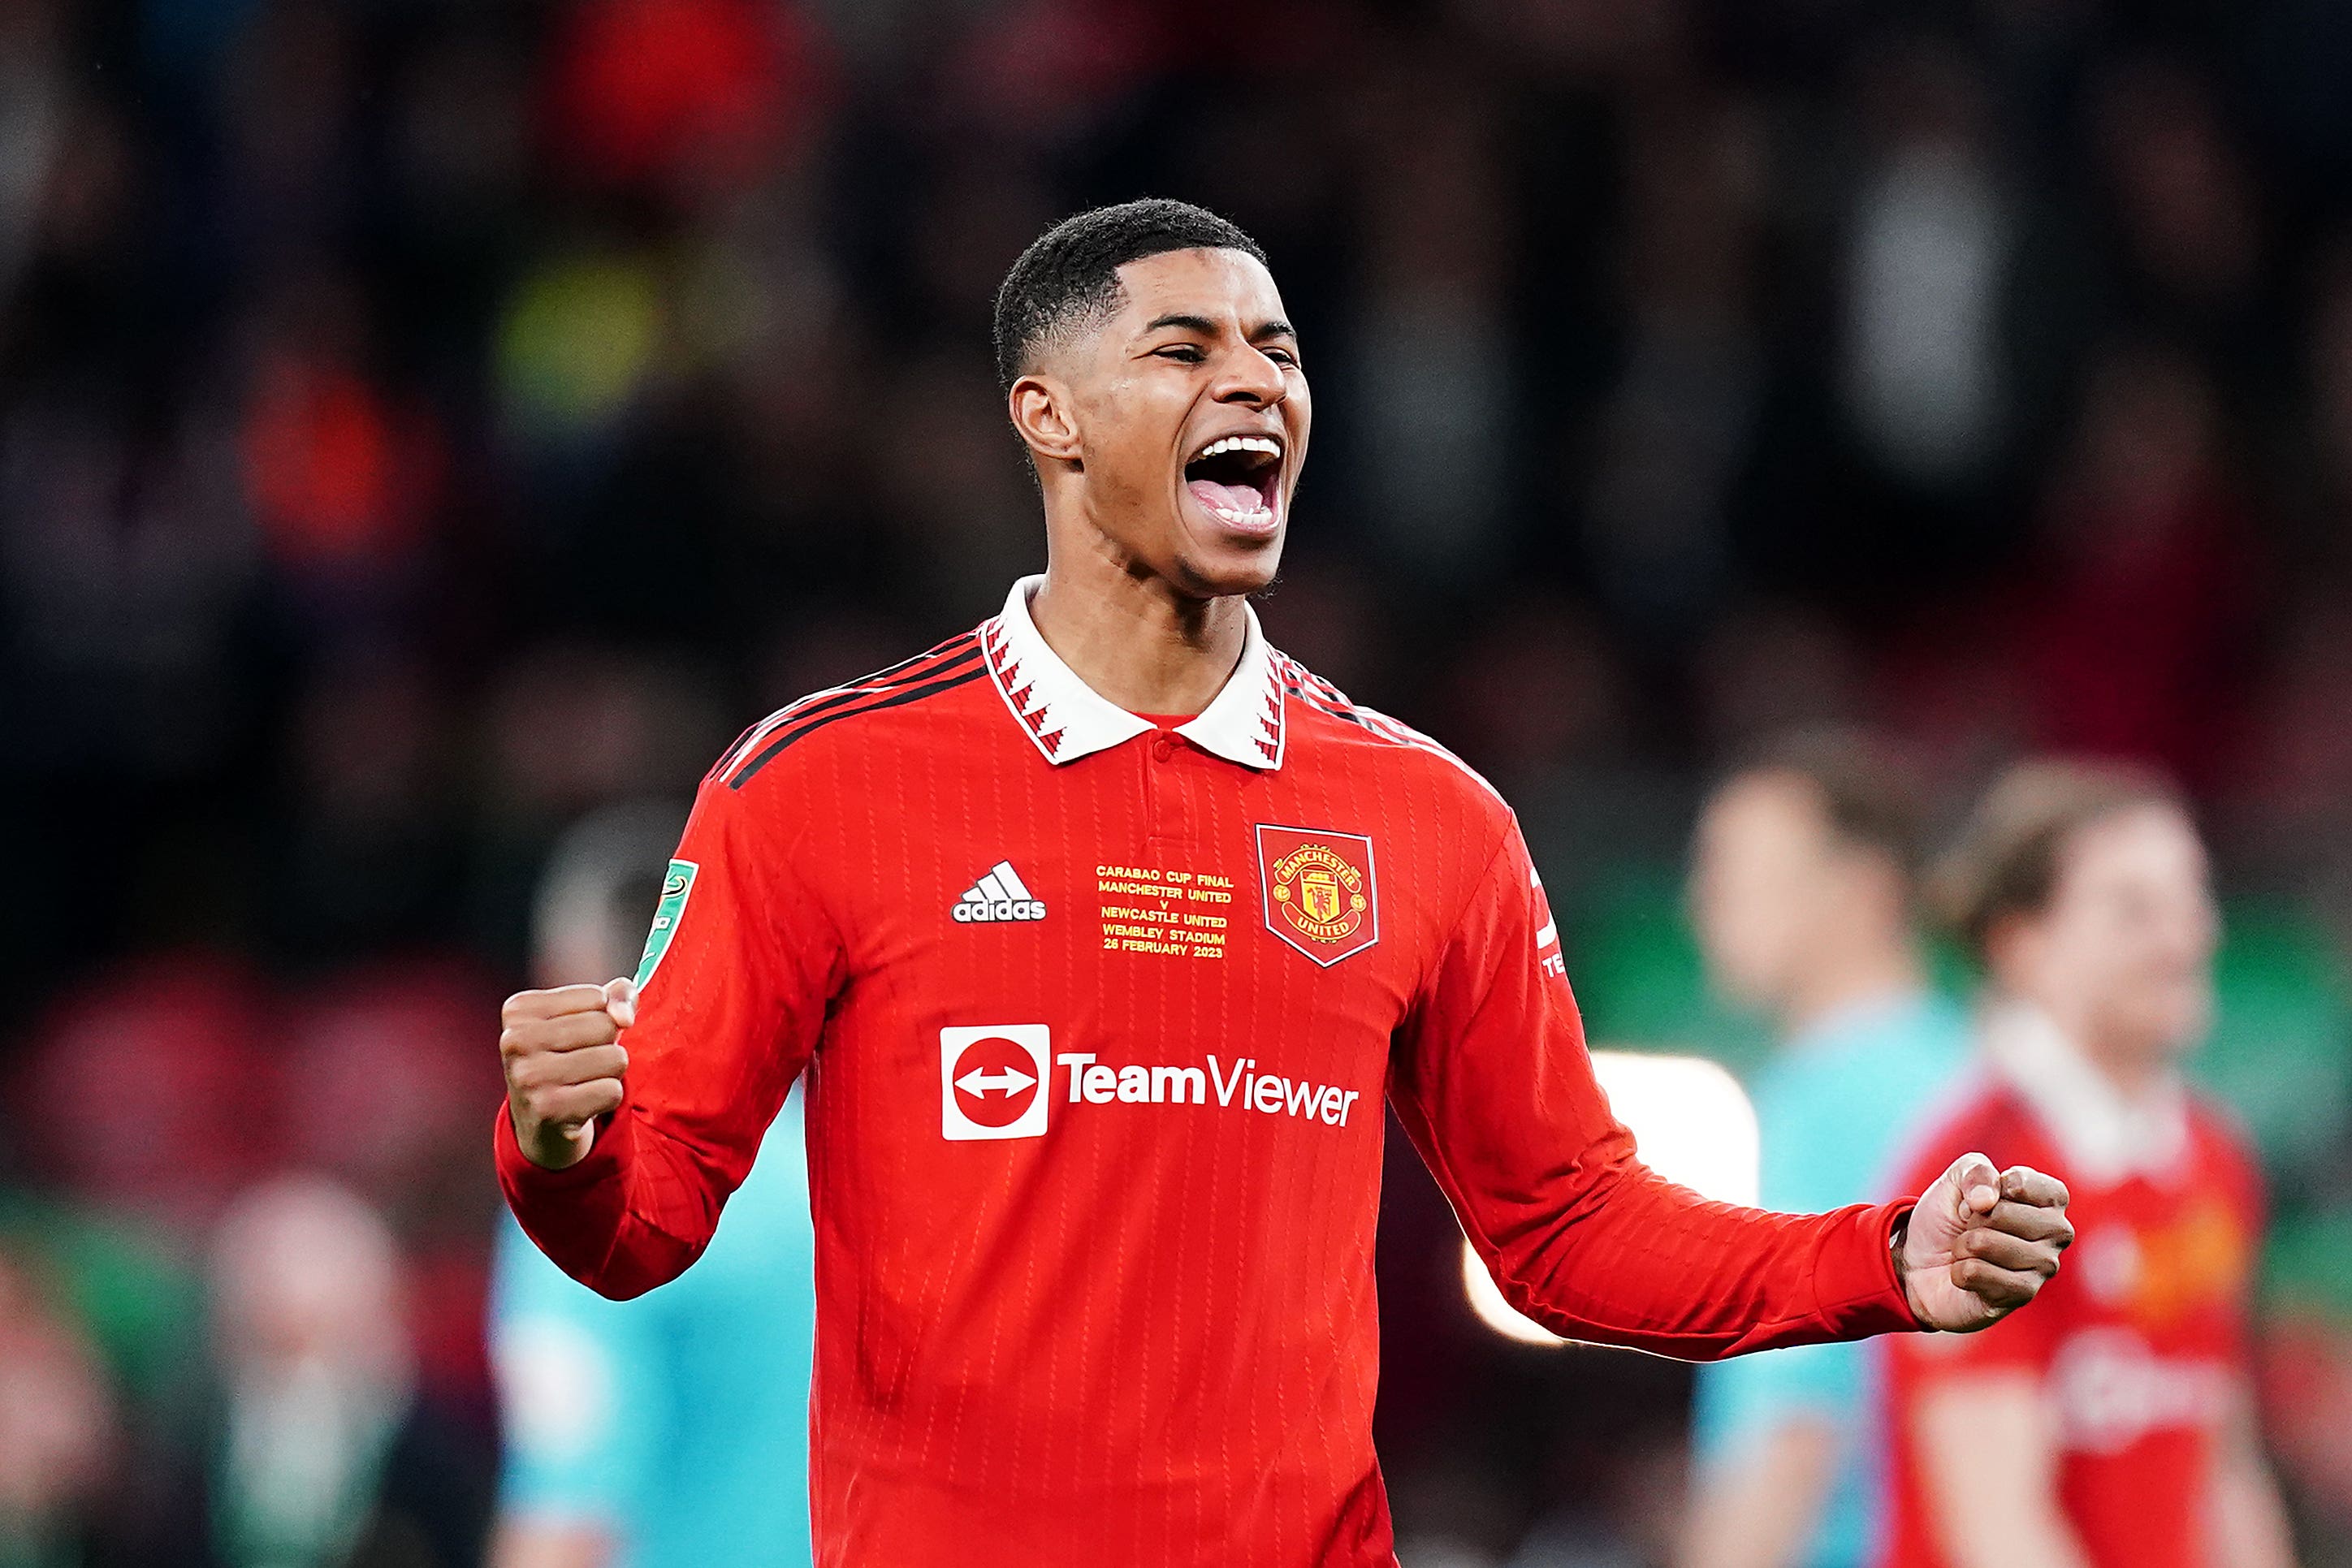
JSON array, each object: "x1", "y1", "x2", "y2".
[
  {"x1": 1880, "y1": 762, "x2": 2294, "y2": 1568},
  {"x1": 493, "y1": 200, "x2": 2075, "y2": 1567}
]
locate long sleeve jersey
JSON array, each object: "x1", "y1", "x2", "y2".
[{"x1": 498, "y1": 577, "x2": 1926, "y2": 1567}]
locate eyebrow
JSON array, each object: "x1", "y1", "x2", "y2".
[{"x1": 1143, "y1": 313, "x2": 1299, "y2": 342}]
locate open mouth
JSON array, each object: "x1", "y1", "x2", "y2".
[{"x1": 1182, "y1": 434, "x2": 1284, "y2": 533}]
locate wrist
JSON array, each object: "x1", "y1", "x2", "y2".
[
  {"x1": 514, "y1": 1104, "x2": 595, "y2": 1171},
  {"x1": 1890, "y1": 1209, "x2": 1927, "y2": 1323}
]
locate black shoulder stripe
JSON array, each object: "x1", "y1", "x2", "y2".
[
  {"x1": 841, "y1": 632, "x2": 984, "y2": 690},
  {"x1": 754, "y1": 644, "x2": 980, "y2": 740},
  {"x1": 728, "y1": 666, "x2": 988, "y2": 788},
  {"x1": 1283, "y1": 680, "x2": 1369, "y2": 728},
  {"x1": 711, "y1": 635, "x2": 981, "y2": 780}
]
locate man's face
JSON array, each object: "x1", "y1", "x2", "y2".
[
  {"x1": 1027, "y1": 247, "x2": 1309, "y2": 598},
  {"x1": 1689, "y1": 772, "x2": 1840, "y2": 1016},
  {"x1": 1999, "y1": 803, "x2": 2218, "y2": 1065}
]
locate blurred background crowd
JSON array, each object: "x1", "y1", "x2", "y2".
[{"x1": 2, "y1": 0, "x2": 2350, "y2": 1564}]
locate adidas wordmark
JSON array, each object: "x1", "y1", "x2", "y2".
[{"x1": 953, "y1": 860, "x2": 1047, "y2": 923}]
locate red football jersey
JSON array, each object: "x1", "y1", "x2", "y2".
[
  {"x1": 498, "y1": 577, "x2": 1924, "y2": 1567},
  {"x1": 1879, "y1": 1011, "x2": 2264, "y2": 1568}
]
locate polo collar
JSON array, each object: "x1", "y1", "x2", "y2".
[
  {"x1": 981, "y1": 576, "x2": 1287, "y2": 770},
  {"x1": 1981, "y1": 1002, "x2": 2191, "y2": 1187}
]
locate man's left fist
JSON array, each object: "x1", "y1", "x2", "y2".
[{"x1": 1899, "y1": 1152, "x2": 2073, "y2": 1333}]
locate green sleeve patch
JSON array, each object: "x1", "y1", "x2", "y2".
[{"x1": 633, "y1": 859, "x2": 699, "y2": 987}]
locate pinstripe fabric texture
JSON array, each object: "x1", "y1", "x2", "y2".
[{"x1": 499, "y1": 583, "x2": 1925, "y2": 1567}]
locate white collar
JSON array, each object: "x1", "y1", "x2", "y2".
[
  {"x1": 980, "y1": 576, "x2": 1287, "y2": 770},
  {"x1": 1980, "y1": 1002, "x2": 2192, "y2": 1187}
]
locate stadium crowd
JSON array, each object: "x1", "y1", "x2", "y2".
[{"x1": 1, "y1": 0, "x2": 2350, "y2": 1564}]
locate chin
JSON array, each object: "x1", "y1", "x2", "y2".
[
  {"x1": 1183, "y1": 558, "x2": 1282, "y2": 601},
  {"x1": 2104, "y1": 999, "x2": 2208, "y2": 1065},
  {"x1": 1169, "y1": 536, "x2": 1286, "y2": 601}
]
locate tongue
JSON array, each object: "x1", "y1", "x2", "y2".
[{"x1": 1188, "y1": 477, "x2": 1266, "y2": 516}]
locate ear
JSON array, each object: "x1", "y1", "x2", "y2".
[{"x1": 1009, "y1": 374, "x2": 1083, "y2": 469}]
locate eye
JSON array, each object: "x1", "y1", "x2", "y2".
[
  {"x1": 1265, "y1": 348, "x2": 1299, "y2": 367},
  {"x1": 1154, "y1": 343, "x2": 1207, "y2": 364}
]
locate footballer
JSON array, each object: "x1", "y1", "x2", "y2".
[{"x1": 495, "y1": 200, "x2": 2075, "y2": 1566}]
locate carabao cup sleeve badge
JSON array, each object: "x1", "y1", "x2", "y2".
[
  {"x1": 633, "y1": 859, "x2": 699, "y2": 988},
  {"x1": 1254, "y1": 825, "x2": 1378, "y2": 965}
]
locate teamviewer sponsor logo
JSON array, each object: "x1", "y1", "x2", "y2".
[
  {"x1": 940, "y1": 1025, "x2": 1364, "y2": 1143},
  {"x1": 953, "y1": 861, "x2": 1046, "y2": 922},
  {"x1": 940, "y1": 1025, "x2": 1052, "y2": 1140}
]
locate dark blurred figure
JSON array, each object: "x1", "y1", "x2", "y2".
[
  {"x1": 1678, "y1": 734, "x2": 1967, "y2": 1568},
  {"x1": 1879, "y1": 761, "x2": 2292, "y2": 1568},
  {"x1": 206, "y1": 1177, "x2": 447, "y2": 1568},
  {"x1": 487, "y1": 801, "x2": 815, "y2": 1568},
  {"x1": 0, "y1": 1246, "x2": 115, "y2": 1568}
]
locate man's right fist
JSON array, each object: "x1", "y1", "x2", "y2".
[{"x1": 500, "y1": 978, "x2": 638, "y2": 1171}]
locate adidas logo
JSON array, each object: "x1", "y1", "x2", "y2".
[{"x1": 953, "y1": 861, "x2": 1047, "y2": 923}]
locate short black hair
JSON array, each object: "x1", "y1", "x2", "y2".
[{"x1": 992, "y1": 199, "x2": 1268, "y2": 391}]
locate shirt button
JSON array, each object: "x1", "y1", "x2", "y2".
[{"x1": 1152, "y1": 735, "x2": 1176, "y2": 762}]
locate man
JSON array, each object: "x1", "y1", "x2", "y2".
[
  {"x1": 493, "y1": 199, "x2": 2074, "y2": 1566},
  {"x1": 1879, "y1": 761, "x2": 2294, "y2": 1568},
  {"x1": 1679, "y1": 736, "x2": 1970, "y2": 1568},
  {"x1": 489, "y1": 803, "x2": 815, "y2": 1568}
]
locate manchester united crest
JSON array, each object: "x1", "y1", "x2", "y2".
[{"x1": 1255, "y1": 824, "x2": 1379, "y2": 965}]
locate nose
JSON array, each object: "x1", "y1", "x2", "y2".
[{"x1": 1213, "y1": 344, "x2": 1286, "y2": 408}]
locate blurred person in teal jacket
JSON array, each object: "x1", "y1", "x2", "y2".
[
  {"x1": 1676, "y1": 736, "x2": 1968, "y2": 1568},
  {"x1": 487, "y1": 803, "x2": 815, "y2": 1568}
]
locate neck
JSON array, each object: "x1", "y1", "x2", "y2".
[
  {"x1": 2071, "y1": 1019, "x2": 2177, "y2": 1101},
  {"x1": 1028, "y1": 536, "x2": 1250, "y2": 717},
  {"x1": 1781, "y1": 938, "x2": 1924, "y2": 1036}
]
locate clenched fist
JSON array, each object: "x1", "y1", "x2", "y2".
[
  {"x1": 499, "y1": 978, "x2": 638, "y2": 1171},
  {"x1": 1899, "y1": 1152, "x2": 2073, "y2": 1332}
]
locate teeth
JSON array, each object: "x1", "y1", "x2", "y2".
[{"x1": 1195, "y1": 435, "x2": 1282, "y2": 462}]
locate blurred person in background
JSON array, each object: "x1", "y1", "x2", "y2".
[
  {"x1": 0, "y1": 1247, "x2": 114, "y2": 1568},
  {"x1": 1879, "y1": 761, "x2": 2294, "y2": 1568},
  {"x1": 488, "y1": 801, "x2": 815, "y2": 1568},
  {"x1": 1679, "y1": 734, "x2": 1969, "y2": 1568},
  {"x1": 208, "y1": 1175, "x2": 457, "y2": 1568}
]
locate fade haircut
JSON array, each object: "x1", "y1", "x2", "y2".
[
  {"x1": 992, "y1": 199, "x2": 1269, "y2": 391},
  {"x1": 1929, "y1": 758, "x2": 2186, "y2": 965}
]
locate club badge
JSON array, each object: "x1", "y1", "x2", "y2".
[{"x1": 1255, "y1": 824, "x2": 1378, "y2": 965}]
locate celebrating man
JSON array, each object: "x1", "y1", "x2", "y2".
[{"x1": 495, "y1": 200, "x2": 2073, "y2": 1567}]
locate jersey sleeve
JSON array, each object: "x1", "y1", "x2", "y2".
[
  {"x1": 1387, "y1": 818, "x2": 1923, "y2": 1359},
  {"x1": 496, "y1": 773, "x2": 845, "y2": 1299}
]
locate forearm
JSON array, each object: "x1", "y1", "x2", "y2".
[
  {"x1": 1916, "y1": 1379, "x2": 2091, "y2": 1568},
  {"x1": 2210, "y1": 1430, "x2": 2296, "y2": 1568},
  {"x1": 495, "y1": 1100, "x2": 724, "y2": 1299},
  {"x1": 1675, "y1": 1416, "x2": 1838, "y2": 1568},
  {"x1": 1444, "y1": 1132, "x2": 1920, "y2": 1358},
  {"x1": 1944, "y1": 1528, "x2": 2090, "y2": 1568},
  {"x1": 490, "y1": 1519, "x2": 612, "y2": 1568}
]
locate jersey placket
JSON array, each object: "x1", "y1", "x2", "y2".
[{"x1": 1140, "y1": 728, "x2": 1198, "y2": 850}]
